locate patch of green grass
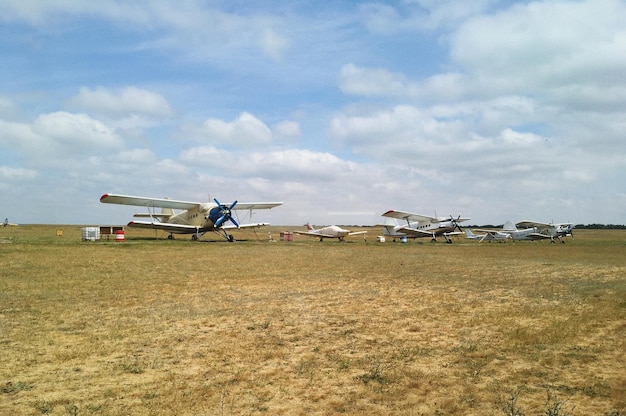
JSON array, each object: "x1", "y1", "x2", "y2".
[{"x1": 1, "y1": 381, "x2": 34, "y2": 394}]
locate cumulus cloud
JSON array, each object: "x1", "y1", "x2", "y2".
[
  {"x1": 69, "y1": 87, "x2": 172, "y2": 118},
  {"x1": 1, "y1": 112, "x2": 124, "y2": 161},
  {"x1": 0, "y1": 166, "x2": 38, "y2": 181},
  {"x1": 184, "y1": 112, "x2": 273, "y2": 148},
  {"x1": 450, "y1": 0, "x2": 626, "y2": 105},
  {"x1": 114, "y1": 148, "x2": 158, "y2": 164},
  {"x1": 259, "y1": 29, "x2": 290, "y2": 62},
  {"x1": 180, "y1": 147, "x2": 358, "y2": 182},
  {"x1": 339, "y1": 63, "x2": 419, "y2": 98},
  {"x1": 273, "y1": 120, "x2": 300, "y2": 139},
  {"x1": 33, "y1": 112, "x2": 124, "y2": 151}
]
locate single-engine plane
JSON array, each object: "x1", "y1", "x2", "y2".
[
  {"x1": 381, "y1": 210, "x2": 469, "y2": 243},
  {"x1": 100, "y1": 193, "x2": 282, "y2": 241},
  {"x1": 294, "y1": 223, "x2": 367, "y2": 241}
]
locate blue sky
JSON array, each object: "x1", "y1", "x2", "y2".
[{"x1": 1, "y1": 0, "x2": 625, "y2": 226}]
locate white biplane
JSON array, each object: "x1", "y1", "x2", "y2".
[
  {"x1": 515, "y1": 220, "x2": 574, "y2": 243},
  {"x1": 381, "y1": 210, "x2": 469, "y2": 243},
  {"x1": 100, "y1": 193, "x2": 282, "y2": 241},
  {"x1": 474, "y1": 220, "x2": 574, "y2": 243},
  {"x1": 294, "y1": 223, "x2": 367, "y2": 241}
]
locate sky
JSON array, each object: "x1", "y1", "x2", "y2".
[{"x1": 1, "y1": 0, "x2": 625, "y2": 227}]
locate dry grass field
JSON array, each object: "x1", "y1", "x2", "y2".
[{"x1": 1, "y1": 225, "x2": 625, "y2": 415}]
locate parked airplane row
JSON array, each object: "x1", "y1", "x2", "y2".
[{"x1": 99, "y1": 193, "x2": 574, "y2": 243}]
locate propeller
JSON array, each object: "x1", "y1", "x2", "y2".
[
  {"x1": 210, "y1": 198, "x2": 239, "y2": 228},
  {"x1": 450, "y1": 214, "x2": 463, "y2": 232}
]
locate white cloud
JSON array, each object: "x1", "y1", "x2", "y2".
[
  {"x1": 273, "y1": 120, "x2": 300, "y2": 139},
  {"x1": 259, "y1": 29, "x2": 290, "y2": 62},
  {"x1": 1, "y1": 112, "x2": 124, "y2": 162},
  {"x1": 33, "y1": 112, "x2": 124, "y2": 152},
  {"x1": 0, "y1": 166, "x2": 38, "y2": 181},
  {"x1": 339, "y1": 63, "x2": 420, "y2": 98},
  {"x1": 114, "y1": 148, "x2": 158, "y2": 164},
  {"x1": 185, "y1": 112, "x2": 273, "y2": 148},
  {"x1": 69, "y1": 87, "x2": 172, "y2": 118},
  {"x1": 180, "y1": 147, "x2": 360, "y2": 182},
  {"x1": 450, "y1": 0, "x2": 626, "y2": 105}
]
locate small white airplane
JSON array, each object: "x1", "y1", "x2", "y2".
[
  {"x1": 294, "y1": 223, "x2": 367, "y2": 241},
  {"x1": 100, "y1": 193, "x2": 282, "y2": 241},
  {"x1": 516, "y1": 220, "x2": 575, "y2": 243},
  {"x1": 464, "y1": 229, "x2": 510, "y2": 242},
  {"x1": 381, "y1": 210, "x2": 470, "y2": 243}
]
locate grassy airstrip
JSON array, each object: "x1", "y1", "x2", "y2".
[{"x1": 1, "y1": 225, "x2": 624, "y2": 415}]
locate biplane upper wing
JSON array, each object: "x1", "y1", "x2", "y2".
[
  {"x1": 100, "y1": 194, "x2": 281, "y2": 211},
  {"x1": 100, "y1": 193, "x2": 198, "y2": 210},
  {"x1": 515, "y1": 220, "x2": 550, "y2": 229},
  {"x1": 381, "y1": 210, "x2": 435, "y2": 223},
  {"x1": 231, "y1": 202, "x2": 283, "y2": 210}
]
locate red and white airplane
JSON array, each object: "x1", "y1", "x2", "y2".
[
  {"x1": 381, "y1": 210, "x2": 470, "y2": 243},
  {"x1": 294, "y1": 223, "x2": 367, "y2": 241},
  {"x1": 100, "y1": 193, "x2": 282, "y2": 241}
]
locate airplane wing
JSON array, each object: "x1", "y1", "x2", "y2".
[
  {"x1": 101, "y1": 194, "x2": 282, "y2": 211},
  {"x1": 348, "y1": 231, "x2": 367, "y2": 236},
  {"x1": 100, "y1": 193, "x2": 198, "y2": 210},
  {"x1": 232, "y1": 202, "x2": 283, "y2": 210},
  {"x1": 515, "y1": 220, "x2": 550, "y2": 229},
  {"x1": 127, "y1": 220, "x2": 199, "y2": 233},
  {"x1": 475, "y1": 229, "x2": 507, "y2": 235},
  {"x1": 525, "y1": 232, "x2": 553, "y2": 240},
  {"x1": 293, "y1": 230, "x2": 367, "y2": 238},
  {"x1": 293, "y1": 231, "x2": 332, "y2": 238},
  {"x1": 394, "y1": 226, "x2": 436, "y2": 237},
  {"x1": 128, "y1": 220, "x2": 271, "y2": 233},
  {"x1": 132, "y1": 213, "x2": 173, "y2": 220},
  {"x1": 382, "y1": 210, "x2": 469, "y2": 224},
  {"x1": 222, "y1": 222, "x2": 270, "y2": 229},
  {"x1": 382, "y1": 210, "x2": 435, "y2": 223}
]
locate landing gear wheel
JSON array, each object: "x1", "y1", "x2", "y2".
[{"x1": 192, "y1": 234, "x2": 198, "y2": 241}]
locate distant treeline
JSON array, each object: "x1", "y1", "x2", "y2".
[{"x1": 573, "y1": 224, "x2": 626, "y2": 229}]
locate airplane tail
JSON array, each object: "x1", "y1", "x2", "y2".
[
  {"x1": 305, "y1": 222, "x2": 314, "y2": 231},
  {"x1": 381, "y1": 225, "x2": 395, "y2": 236},
  {"x1": 502, "y1": 220, "x2": 517, "y2": 231},
  {"x1": 465, "y1": 229, "x2": 476, "y2": 238},
  {"x1": 161, "y1": 207, "x2": 174, "y2": 218}
]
